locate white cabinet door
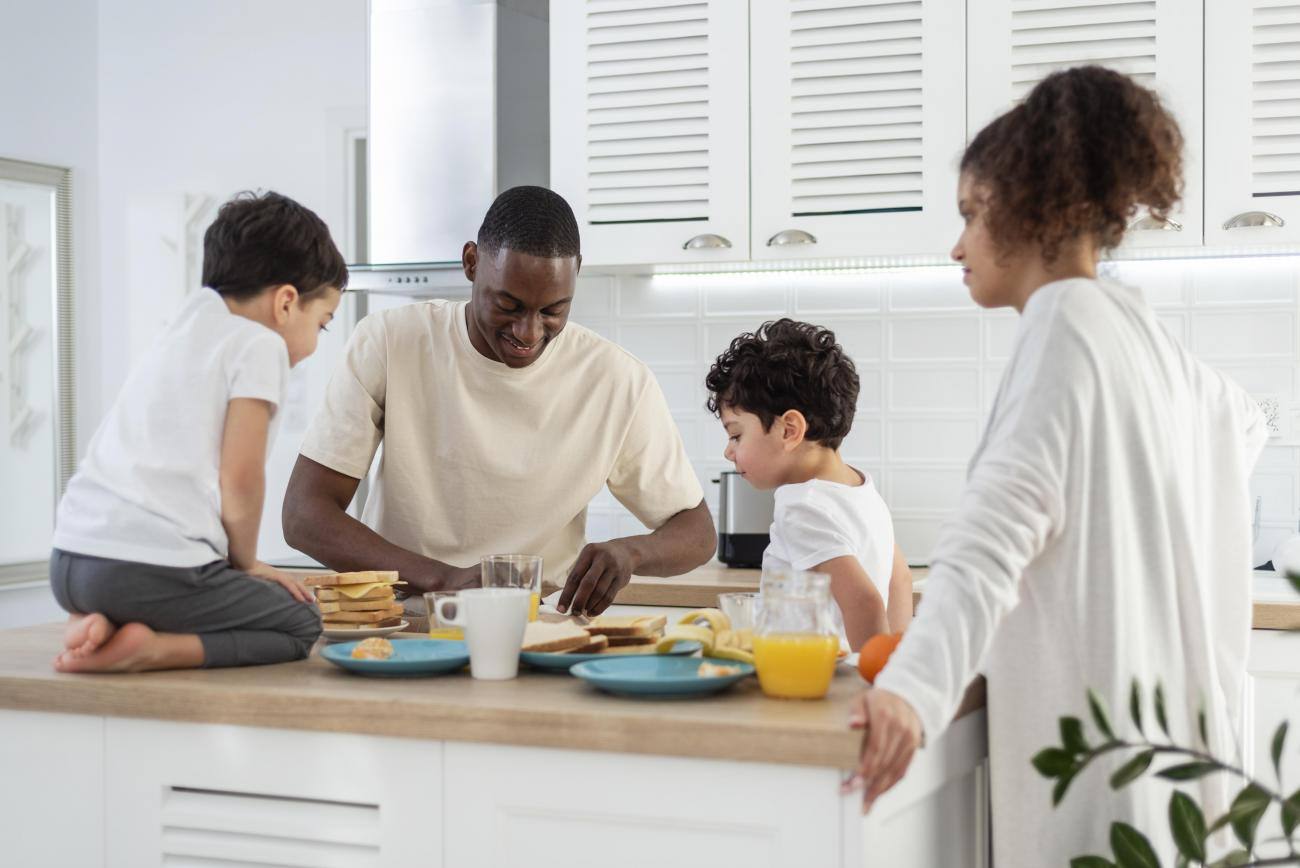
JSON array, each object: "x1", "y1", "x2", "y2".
[
  {"x1": 1205, "y1": 0, "x2": 1300, "y2": 246},
  {"x1": 551, "y1": 0, "x2": 750, "y2": 266},
  {"x1": 750, "y1": 0, "x2": 966, "y2": 260},
  {"x1": 104, "y1": 719, "x2": 440, "y2": 868},
  {"x1": 968, "y1": 0, "x2": 1204, "y2": 249},
  {"x1": 443, "y1": 742, "x2": 845, "y2": 868},
  {"x1": 1244, "y1": 629, "x2": 1300, "y2": 784}
]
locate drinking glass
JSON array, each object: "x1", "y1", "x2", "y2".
[{"x1": 481, "y1": 555, "x2": 543, "y2": 621}]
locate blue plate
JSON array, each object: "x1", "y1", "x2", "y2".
[
  {"x1": 570, "y1": 655, "x2": 755, "y2": 697},
  {"x1": 321, "y1": 639, "x2": 469, "y2": 677},
  {"x1": 522, "y1": 640, "x2": 703, "y2": 672}
]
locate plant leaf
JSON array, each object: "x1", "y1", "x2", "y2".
[
  {"x1": 1286, "y1": 569, "x2": 1300, "y2": 596},
  {"x1": 1130, "y1": 680, "x2": 1145, "y2": 736},
  {"x1": 1061, "y1": 716, "x2": 1089, "y2": 755},
  {"x1": 1053, "y1": 771, "x2": 1077, "y2": 807},
  {"x1": 1168, "y1": 791, "x2": 1207, "y2": 863},
  {"x1": 1207, "y1": 811, "x2": 1232, "y2": 836},
  {"x1": 1228, "y1": 783, "x2": 1269, "y2": 850},
  {"x1": 1154, "y1": 683, "x2": 1170, "y2": 738},
  {"x1": 1110, "y1": 821, "x2": 1161, "y2": 868},
  {"x1": 1071, "y1": 858, "x2": 1117, "y2": 868},
  {"x1": 1032, "y1": 747, "x2": 1076, "y2": 778},
  {"x1": 1111, "y1": 749, "x2": 1155, "y2": 790},
  {"x1": 1271, "y1": 720, "x2": 1288, "y2": 783},
  {"x1": 1197, "y1": 708, "x2": 1209, "y2": 747},
  {"x1": 1282, "y1": 787, "x2": 1300, "y2": 839},
  {"x1": 1156, "y1": 761, "x2": 1220, "y2": 781},
  {"x1": 1089, "y1": 688, "x2": 1117, "y2": 741}
]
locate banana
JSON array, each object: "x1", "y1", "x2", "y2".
[
  {"x1": 657, "y1": 624, "x2": 715, "y2": 655},
  {"x1": 709, "y1": 646, "x2": 755, "y2": 665},
  {"x1": 678, "y1": 608, "x2": 731, "y2": 633}
]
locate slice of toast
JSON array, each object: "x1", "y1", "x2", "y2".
[
  {"x1": 324, "y1": 616, "x2": 404, "y2": 630},
  {"x1": 322, "y1": 604, "x2": 405, "y2": 623},
  {"x1": 317, "y1": 601, "x2": 341, "y2": 615},
  {"x1": 566, "y1": 633, "x2": 609, "y2": 654},
  {"x1": 304, "y1": 570, "x2": 400, "y2": 587},
  {"x1": 605, "y1": 633, "x2": 661, "y2": 647},
  {"x1": 315, "y1": 585, "x2": 395, "y2": 602},
  {"x1": 584, "y1": 614, "x2": 667, "y2": 638},
  {"x1": 335, "y1": 598, "x2": 399, "y2": 612},
  {"x1": 600, "y1": 643, "x2": 660, "y2": 655},
  {"x1": 522, "y1": 621, "x2": 592, "y2": 653}
]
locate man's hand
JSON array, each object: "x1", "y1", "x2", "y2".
[
  {"x1": 247, "y1": 561, "x2": 315, "y2": 604},
  {"x1": 557, "y1": 540, "x2": 639, "y2": 616},
  {"x1": 844, "y1": 687, "x2": 923, "y2": 814}
]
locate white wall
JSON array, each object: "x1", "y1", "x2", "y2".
[
  {"x1": 95, "y1": 0, "x2": 368, "y2": 562},
  {"x1": 570, "y1": 256, "x2": 1300, "y2": 569}
]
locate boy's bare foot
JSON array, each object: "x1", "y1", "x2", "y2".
[
  {"x1": 62, "y1": 613, "x2": 116, "y2": 660},
  {"x1": 53, "y1": 623, "x2": 204, "y2": 673}
]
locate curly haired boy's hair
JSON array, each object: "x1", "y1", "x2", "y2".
[
  {"x1": 962, "y1": 65, "x2": 1184, "y2": 263},
  {"x1": 705, "y1": 319, "x2": 858, "y2": 451}
]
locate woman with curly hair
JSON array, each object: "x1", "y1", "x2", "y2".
[{"x1": 849, "y1": 66, "x2": 1268, "y2": 864}]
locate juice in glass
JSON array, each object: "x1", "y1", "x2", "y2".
[
  {"x1": 529, "y1": 592, "x2": 540, "y2": 622},
  {"x1": 428, "y1": 625, "x2": 465, "y2": 640},
  {"x1": 752, "y1": 632, "x2": 839, "y2": 699}
]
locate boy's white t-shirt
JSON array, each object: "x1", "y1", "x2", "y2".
[
  {"x1": 762, "y1": 472, "x2": 896, "y2": 631},
  {"x1": 53, "y1": 289, "x2": 289, "y2": 567}
]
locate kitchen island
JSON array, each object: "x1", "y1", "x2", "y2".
[{"x1": 0, "y1": 622, "x2": 988, "y2": 868}]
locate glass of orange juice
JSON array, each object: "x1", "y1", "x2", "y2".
[
  {"x1": 481, "y1": 555, "x2": 542, "y2": 622},
  {"x1": 752, "y1": 570, "x2": 838, "y2": 700}
]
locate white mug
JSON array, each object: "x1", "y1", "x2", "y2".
[{"x1": 435, "y1": 588, "x2": 530, "y2": 680}]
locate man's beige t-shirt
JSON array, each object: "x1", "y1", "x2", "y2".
[{"x1": 300, "y1": 300, "x2": 704, "y2": 586}]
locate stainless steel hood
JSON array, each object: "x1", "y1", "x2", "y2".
[{"x1": 367, "y1": 0, "x2": 549, "y2": 268}]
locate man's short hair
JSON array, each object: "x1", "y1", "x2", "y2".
[
  {"x1": 202, "y1": 190, "x2": 348, "y2": 301},
  {"x1": 706, "y1": 319, "x2": 859, "y2": 451},
  {"x1": 476, "y1": 186, "x2": 581, "y2": 259}
]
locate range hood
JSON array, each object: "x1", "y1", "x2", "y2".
[{"x1": 363, "y1": 0, "x2": 549, "y2": 277}]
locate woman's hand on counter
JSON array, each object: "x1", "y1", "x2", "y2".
[{"x1": 845, "y1": 688, "x2": 923, "y2": 814}]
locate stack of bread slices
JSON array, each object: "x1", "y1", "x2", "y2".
[
  {"x1": 305, "y1": 571, "x2": 404, "y2": 632},
  {"x1": 521, "y1": 614, "x2": 667, "y2": 655}
]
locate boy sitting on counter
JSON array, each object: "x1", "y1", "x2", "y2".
[
  {"x1": 706, "y1": 319, "x2": 912, "y2": 651},
  {"x1": 48, "y1": 191, "x2": 344, "y2": 672}
]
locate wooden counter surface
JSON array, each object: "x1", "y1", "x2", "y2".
[{"x1": 0, "y1": 622, "x2": 985, "y2": 769}]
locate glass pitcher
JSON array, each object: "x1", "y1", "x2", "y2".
[{"x1": 753, "y1": 569, "x2": 839, "y2": 700}]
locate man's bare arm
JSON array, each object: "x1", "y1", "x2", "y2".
[{"x1": 282, "y1": 455, "x2": 478, "y2": 593}]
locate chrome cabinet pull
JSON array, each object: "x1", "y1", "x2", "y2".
[
  {"x1": 682, "y1": 233, "x2": 732, "y2": 250},
  {"x1": 1223, "y1": 211, "x2": 1285, "y2": 230},
  {"x1": 1128, "y1": 214, "x2": 1182, "y2": 231},
  {"x1": 765, "y1": 229, "x2": 818, "y2": 246}
]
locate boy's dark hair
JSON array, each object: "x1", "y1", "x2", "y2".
[
  {"x1": 476, "y1": 185, "x2": 581, "y2": 259},
  {"x1": 962, "y1": 65, "x2": 1184, "y2": 263},
  {"x1": 706, "y1": 319, "x2": 859, "y2": 451},
  {"x1": 202, "y1": 190, "x2": 348, "y2": 301}
]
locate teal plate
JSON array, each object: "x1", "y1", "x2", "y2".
[
  {"x1": 569, "y1": 655, "x2": 755, "y2": 697},
  {"x1": 521, "y1": 640, "x2": 703, "y2": 672},
  {"x1": 321, "y1": 639, "x2": 469, "y2": 677}
]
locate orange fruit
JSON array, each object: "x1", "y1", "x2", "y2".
[{"x1": 857, "y1": 632, "x2": 903, "y2": 684}]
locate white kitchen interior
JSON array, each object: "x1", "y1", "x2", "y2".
[{"x1": 1, "y1": 1, "x2": 1299, "y2": 867}]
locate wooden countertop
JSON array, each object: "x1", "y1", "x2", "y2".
[
  {"x1": 0, "y1": 622, "x2": 986, "y2": 769},
  {"x1": 618, "y1": 565, "x2": 1300, "y2": 631}
]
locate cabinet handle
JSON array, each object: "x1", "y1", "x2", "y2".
[
  {"x1": 1223, "y1": 211, "x2": 1285, "y2": 230},
  {"x1": 766, "y1": 229, "x2": 818, "y2": 247},
  {"x1": 1128, "y1": 215, "x2": 1182, "y2": 232},
  {"x1": 682, "y1": 233, "x2": 732, "y2": 250}
]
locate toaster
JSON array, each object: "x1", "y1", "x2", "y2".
[{"x1": 714, "y1": 470, "x2": 776, "y2": 568}]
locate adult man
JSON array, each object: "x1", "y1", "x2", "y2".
[{"x1": 283, "y1": 186, "x2": 715, "y2": 614}]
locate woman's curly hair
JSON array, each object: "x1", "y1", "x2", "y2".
[
  {"x1": 705, "y1": 319, "x2": 859, "y2": 450},
  {"x1": 962, "y1": 65, "x2": 1184, "y2": 262}
]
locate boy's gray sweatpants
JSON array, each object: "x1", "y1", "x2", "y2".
[{"x1": 50, "y1": 549, "x2": 322, "y2": 668}]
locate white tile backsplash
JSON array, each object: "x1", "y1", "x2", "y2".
[{"x1": 575, "y1": 260, "x2": 1300, "y2": 566}]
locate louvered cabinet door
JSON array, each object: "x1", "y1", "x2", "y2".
[
  {"x1": 749, "y1": 0, "x2": 966, "y2": 260},
  {"x1": 967, "y1": 0, "x2": 1204, "y2": 249},
  {"x1": 550, "y1": 0, "x2": 749, "y2": 266},
  {"x1": 1205, "y1": 0, "x2": 1300, "y2": 246}
]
